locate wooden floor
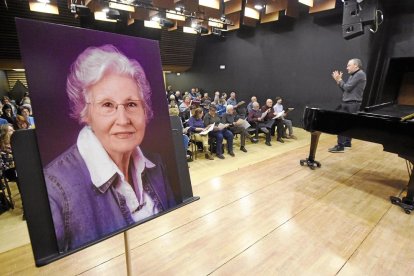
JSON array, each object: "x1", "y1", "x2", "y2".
[{"x1": 1, "y1": 128, "x2": 414, "y2": 275}]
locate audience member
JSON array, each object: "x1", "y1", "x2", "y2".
[
  {"x1": 247, "y1": 96, "x2": 257, "y2": 113},
  {"x1": 2, "y1": 97, "x2": 17, "y2": 116},
  {"x1": 0, "y1": 124, "x2": 17, "y2": 183},
  {"x1": 189, "y1": 88, "x2": 197, "y2": 99},
  {"x1": 16, "y1": 115, "x2": 29, "y2": 129},
  {"x1": 261, "y1": 99, "x2": 285, "y2": 143},
  {"x1": 175, "y1": 91, "x2": 182, "y2": 104},
  {"x1": 179, "y1": 95, "x2": 192, "y2": 121},
  {"x1": 273, "y1": 97, "x2": 296, "y2": 139},
  {"x1": 168, "y1": 98, "x2": 180, "y2": 117},
  {"x1": 227, "y1": 92, "x2": 237, "y2": 106},
  {"x1": 216, "y1": 98, "x2": 227, "y2": 116},
  {"x1": 203, "y1": 105, "x2": 234, "y2": 159},
  {"x1": 19, "y1": 105, "x2": 35, "y2": 128},
  {"x1": 1, "y1": 104, "x2": 17, "y2": 128},
  {"x1": 188, "y1": 108, "x2": 214, "y2": 160},
  {"x1": 20, "y1": 92, "x2": 31, "y2": 106},
  {"x1": 248, "y1": 102, "x2": 272, "y2": 146},
  {"x1": 222, "y1": 105, "x2": 258, "y2": 153}
]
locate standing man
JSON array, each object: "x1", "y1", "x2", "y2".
[{"x1": 329, "y1": 58, "x2": 367, "y2": 153}]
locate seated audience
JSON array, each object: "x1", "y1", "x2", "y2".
[
  {"x1": 2, "y1": 97, "x2": 17, "y2": 116},
  {"x1": 201, "y1": 92, "x2": 211, "y2": 104},
  {"x1": 273, "y1": 97, "x2": 296, "y2": 139},
  {"x1": 216, "y1": 98, "x2": 227, "y2": 117},
  {"x1": 168, "y1": 98, "x2": 180, "y2": 117},
  {"x1": 20, "y1": 92, "x2": 31, "y2": 106},
  {"x1": 175, "y1": 91, "x2": 182, "y2": 104},
  {"x1": 221, "y1": 92, "x2": 228, "y2": 102},
  {"x1": 222, "y1": 105, "x2": 258, "y2": 153},
  {"x1": 179, "y1": 95, "x2": 192, "y2": 121},
  {"x1": 19, "y1": 105, "x2": 35, "y2": 128},
  {"x1": 188, "y1": 108, "x2": 214, "y2": 160},
  {"x1": 189, "y1": 88, "x2": 197, "y2": 99},
  {"x1": 16, "y1": 115, "x2": 30, "y2": 129},
  {"x1": 213, "y1": 91, "x2": 220, "y2": 105},
  {"x1": 1, "y1": 104, "x2": 17, "y2": 129},
  {"x1": 0, "y1": 124, "x2": 17, "y2": 182},
  {"x1": 248, "y1": 102, "x2": 272, "y2": 146},
  {"x1": 227, "y1": 92, "x2": 238, "y2": 107},
  {"x1": 203, "y1": 105, "x2": 234, "y2": 159},
  {"x1": 261, "y1": 99, "x2": 285, "y2": 143},
  {"x1": 247, "y1": 96, "x2": 257, "y2": 113}
]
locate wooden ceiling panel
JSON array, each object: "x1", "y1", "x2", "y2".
[
  {"x1": 131, "y1": 8, "x2": 150, "y2": 21},
  {"x1": 152, "y1": 0, "x2": 175, "y2": 10},
  {"x1": 260, "y1": 12, "x2": 279, "y2": 24},
  {"x1": 174, "y1": 0, "x2": 199, "y2": 13},
  {"x1": 226, "y1": 12, "x2": 240, "y2": 31},
  {"x1": 225, "y1": 0, "x2": 242, "y2": 15},
  {"x1": 199, "y1": 6, "x2": 222, "y2": 19},
  {"x1": 199, "y1": 0, "x2": 220, "y2": 10},
  {"x1": 242, "y1": 16, "x2": 257, "y2": 27},
  {"x1": 285, "y1": 0, "x2": 299, "y2": 18},
  {"x1": 266, "y1": 0, "x2": 288, "y2": 14},
  {"x1": 309, "y1": 0, "x2": 337, "y2": 13}
]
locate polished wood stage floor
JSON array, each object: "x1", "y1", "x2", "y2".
[{"x1": 1, "y1": 128, "x2": 414, "y2": 275}]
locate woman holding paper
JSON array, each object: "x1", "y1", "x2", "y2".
[{"x1": 188, "y1": 108, "x2": 214, "y2": 160}]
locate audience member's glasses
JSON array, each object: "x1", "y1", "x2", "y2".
[{"x1": 88, "y1": 100, "x2": 144, "y2": 116}]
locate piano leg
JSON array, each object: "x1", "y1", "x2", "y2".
[
  {"x1": 300, "y1": 131, "x2": 322, "y2": 169},
  {"x1": 390, "y1": 161, "x2": 414, "y2": 214}
]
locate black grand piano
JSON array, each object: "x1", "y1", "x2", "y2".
[{"x1": 301, "y1": 102, "x2": 414, "y2": 214}]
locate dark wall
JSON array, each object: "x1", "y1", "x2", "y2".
[
  {"x1": 0, "y1": 70, "x2": 9, "y2": 97},
  {"x1": 166, "y1": 11, "x2": 373, "y2": 125},
  {"x1": 365, "y1": 5, "x2": 414, "y2": 105}
]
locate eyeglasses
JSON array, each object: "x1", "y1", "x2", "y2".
[{"x1": 88, "y1": 99, "x2": 144, "y2": 116}]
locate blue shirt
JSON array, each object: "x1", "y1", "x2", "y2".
[{"x1": 0, "y1": 118, "x2": 8, "y2": 125}]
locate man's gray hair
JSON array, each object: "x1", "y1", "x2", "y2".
[{"x1": 350, "y1": 58, "x2": 362, "y2": 68}]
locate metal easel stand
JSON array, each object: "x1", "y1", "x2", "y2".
[{"x1": 124, "y1": 231, "x2": 134, "y2": 276}]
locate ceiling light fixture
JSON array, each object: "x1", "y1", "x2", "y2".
[{"x1": 254, "y1": 4, "x2": 264, "y2": 10}]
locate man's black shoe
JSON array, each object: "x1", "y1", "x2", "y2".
[
  {"x1": 344, "y1": 142, "x2": 352, "y2": 148},
  {"x1": 250, "y1": 138, "x2": 259, "y2": 143},
  {"x1": 328, "y1": 145, "x2": 344, "y2": 153},
  {"x1": 265, "y1": 141, "x2": 272, "y2": 146},
  {"x1": 277, "y1": 138, "x2": 284, "y2": 143},
  {"x1": 228, "y1": 151, "x2": 235, "y2": 157},
  {"x1": 240, "y1": 147, "x2": 247, "y2": 153},
  {"x1": 217, "y1": 154, "x2": 225, "y2": 159}
]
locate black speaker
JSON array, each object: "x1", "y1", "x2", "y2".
[
  {"x1": 342, "y1": 23, "x2": 364, "y2": 40},
  {"x1": 342, "y1": 0, "x2": 361, "y2": 25},
  {"x1": 342, "y1": 0, "x2": 378, "y2": 40}
]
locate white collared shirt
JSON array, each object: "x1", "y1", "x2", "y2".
[{"x1": 77, "y1": 126, "x2": 160, "y2": 222}]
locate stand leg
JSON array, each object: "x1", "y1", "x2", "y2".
[
  {"x1": 390, "y1": 161, "x2": 414, "y2": 214},
  {"x1": 124, "y1": 231, "x2": 133, "y2": 276},
  {"x1": 300, "y1": 131, "x2": 322, "y2": 169}
]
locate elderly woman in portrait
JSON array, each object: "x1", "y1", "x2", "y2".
[{"x1": 44, "y1": 45, "x2": 176, "y2": 252}]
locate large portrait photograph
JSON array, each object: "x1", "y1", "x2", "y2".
[{"x1": 16, "y1": 19, "x2": 185, "y2": 256}]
